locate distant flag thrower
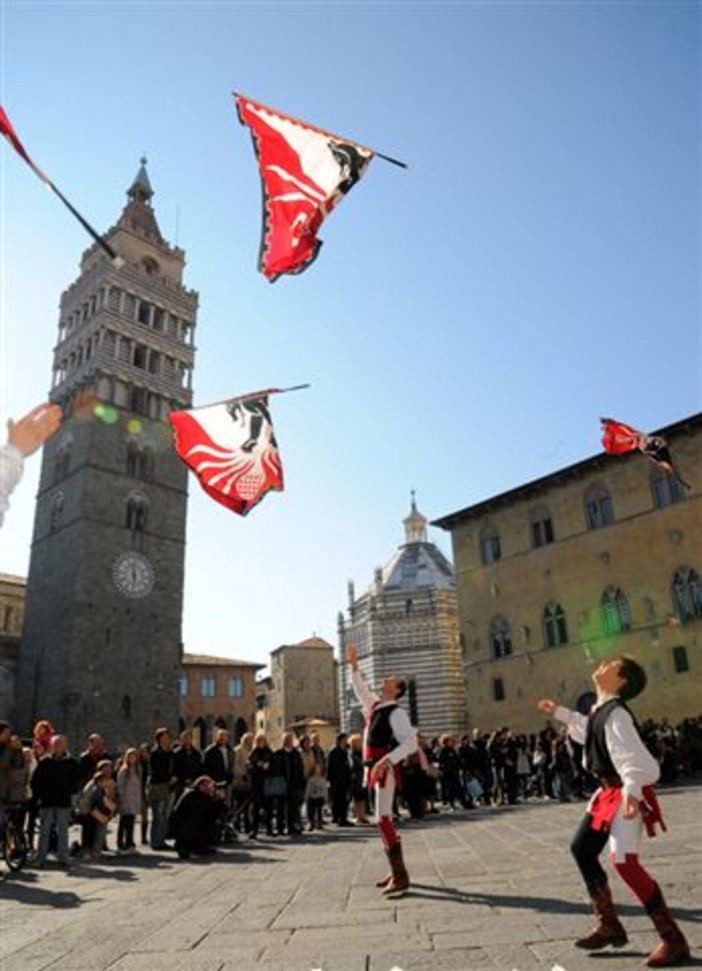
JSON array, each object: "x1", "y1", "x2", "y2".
[
  {"x1": 0, "y1": 105, "x2": 121, "y2": 264},
  {"x1": 600, "y1": 417, "x2": 690, "y2": 489},
  {"x1": 234, "y1": 93, "x2": 406, "y2": 281},
  {"x1": 168, "y1": 385, "x2": 309, "y2": 516}
]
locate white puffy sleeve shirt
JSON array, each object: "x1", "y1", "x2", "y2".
[
  {"x1": 0, "y1": 444, "x2": 23, "y2": 529},
  {"x1": 554, "y1": 701, "x2": 660, "y2": 799},
  {"x1": 351, "y1": 669, "x2": 417, "y2": 765}
]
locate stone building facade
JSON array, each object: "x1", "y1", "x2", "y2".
[
  {"x1": 0, "y1": 574, "x2": 25, "y2": 721},
  {"x1": 433, "y1": 414, "x2": 702, "y2": 732},
  {"x1": 260, "y1": 637, "x2": 338, "y2": 743},
  {"x1": 14, "y1": 162, "x2": 198, "y2": 751},
  {"x1": 178, "y1": 653, "x2": 263, "y2": 748},
  {"x1": 338, "y1": 498, "x2": 467, "y2": 739}
]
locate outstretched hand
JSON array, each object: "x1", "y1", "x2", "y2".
[
  {"x1": 7, "y1": 403, "x2": 62, "y2": 457},
  {"x1": 537, "y1": 698, "x2": 556, "y2": 715},
  {"x1": 347, "y1": 643, "x2": 357, "y2": 670}
]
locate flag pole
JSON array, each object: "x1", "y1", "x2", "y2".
[
  {"x1": 234, "y1": 91, "x2": 408, "y2": 170},
  {"x1": 47, "y1": 182, "x2": 121, "y2": 263},
  {"x1": 181, "y1": 384, "x2": 311, "y2": 412}
]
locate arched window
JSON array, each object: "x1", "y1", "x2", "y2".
[
  {"x1": 530, "y1": 505, "x2": 554, "y2": 548},
  {"x1": 544, "y1": 602, "x2": 568, "y2": 647},
  {"x1": 585, "y1": 482, "x2": 614, "y2": 530},
  {"x1": 54, "y1": 434, "x2": 73, "y2": 483},
  {"x1": 601, "y1": 586, "x2": 631, "y2": 635},
  {"x1": 125, "y1": 491, "x2": 149, "y2": 536},
  {"x1": 651, "y1": 470, "x2": 684, "y2": 509},
  {"x1": 672, "y1": 567, "x2": 702, "y2": 622},
  {"x1": 480, "y1": 524, "x2": 501, "y2": 565},
  {"x1": 126, "y1": 441, "x2": 154, "y2": 481},
  {"x1": 490, "y1": 615, "x2": 513, "y2": 659},
  {"x1": 50, "y1": 491, "x2": 64, "y2": 532},
  {"x1": 126, "y1": 440, "x2": 140, "y2": 477}
]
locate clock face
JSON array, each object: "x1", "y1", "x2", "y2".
[{"x1": 112, "y1": 552, "x2": 155, "y2": 599}]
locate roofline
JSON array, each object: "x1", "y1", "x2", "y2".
[
  {"x1": 432, "y1": 412, "x2": 701, "y2": 530},
  {"x1": 270, "y1": 640, "x2": 334, "y2": 656},
  {"x1": 182, "y1": 654, "x2": 265, "y2": 669}
]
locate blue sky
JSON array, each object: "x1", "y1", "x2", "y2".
[{"x1": 0, "y1": 1, "x2": 699, "y2": 666}]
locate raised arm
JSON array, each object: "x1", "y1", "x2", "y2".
[
  {"x1": 537, "y1": 698, "x2": 587, "y2": 745},
  {"x1": 347, "y1": 643, "x2": 378, "y2": 713}
]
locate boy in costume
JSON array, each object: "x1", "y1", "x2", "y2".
[
  {"x1": 538, "y1": 656, "x2": 689, "y2": 967},
  {"x1": 347, "y1": 643, "x2": 417, "y2": 894}
]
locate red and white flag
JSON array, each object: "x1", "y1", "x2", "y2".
[
  {"x1": 169, "y1": 392, "x2": 284, "y2": 516},
  {"x1": 235, "y1": 94, "x2": 375, "y2": 281},
  {"x1": 600, "y1": 416, "x2": 688, "y2": 487}
]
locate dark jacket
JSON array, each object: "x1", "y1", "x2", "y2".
[
  {"x1": 270, "y1": 747, "x2": 305, "y2": 795},
  {"x1": 326, "y1": 746, "x2": 351, "y2": 790},
  {"x1": 171, "y1": 787, "x2": 219, "y2": 849},
  {"x1": 149, "y1": 745, "x2": 175, "y2": 786},
  {"x1": 247, "y1": 745, "x2": 273, "y2": 794},
  {"x1": 31, "y1": 754, "x2": 81, "y2": 808},
  {"x1": 173, "y1": 745, "x2": 204, "y2": 789},
  {"x1": 203, "y1": 743, "x2": 234, "y2": 785}
]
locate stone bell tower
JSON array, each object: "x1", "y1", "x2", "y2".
[{"x1": 15, "y1": 160, "x2": 198, "y2": 750}]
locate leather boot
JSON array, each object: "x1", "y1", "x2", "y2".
[
  {"x1": 645, "y1": 884, "x2": 690, "y2": 967},
  {"x1": 382, "y1": 840, "x2": 410, "y2": 895},
  {"x1": 375, "y1": 845, "x2": 393, "y2": 888},
  {"x1": 575, "y1": 882, "x2": 628, "y2": 950}
]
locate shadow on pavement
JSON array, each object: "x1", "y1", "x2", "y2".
[
  {"x1": 406, "y1": 883, "x2": 702, "y2": 924},
  {"x1": 0, "y1": 873, "x2": 82, "y2": 908}
]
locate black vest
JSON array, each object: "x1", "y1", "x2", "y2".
[
  {"x1": 585, "y1": 698, "x2": 640, "y2": 783},
  {"x1": 365, "y1": 703, "x2": 398, "y2": 760}
]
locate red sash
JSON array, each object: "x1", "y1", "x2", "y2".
[{"x1": 589, "y1": 784, "x2": 666, "y2": 837}]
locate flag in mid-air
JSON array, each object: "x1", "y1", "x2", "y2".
[
  {"x1": 234, "y1": 93, "x2": 375, "y2": 281},
  {"x1": 600, "y1": 417, "x2": 687, "y2": 485},
  {"x1": 169, "y1": 392, "x2": 284, "y2": 516},
  {"x1": 0, "y1": 105, "x2": 120, "y2": 263}
]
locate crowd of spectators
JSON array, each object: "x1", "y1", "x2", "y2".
[{"x1": 0, "y1": 711, "x2": 700, "y2": 870}]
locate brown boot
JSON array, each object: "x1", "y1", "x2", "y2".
[
  {"x1": 575, "y1": 883, "x2": 628, "y2": 950},
  {"x1": 382, "y1": 841, "x2": 410, "y2": 895},
  {"x1": 376, "y1": 846, "x2": 393, "y2": 888},
  {"x1": 645, "y1": 884, "x2": 690, "y2": 967}
]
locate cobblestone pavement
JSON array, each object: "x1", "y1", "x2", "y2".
[{"x1": 1, "y1": 784, "x2": 700, "y2": 971}]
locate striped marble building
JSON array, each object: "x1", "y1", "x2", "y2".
[{"x1": 338, "y1": 497, "x2": 468, "y2": 739}]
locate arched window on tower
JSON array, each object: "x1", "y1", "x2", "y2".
[
  {"x1": 126, "y1": 440, "x2": 140, "y2": 477},
  {"x1": 54, "y1": 434, "x2": 73, "y2": 483},
  {"x1": 125, "y1": 491, "x2": 149, "y2": 542},
  {"x1": 672, "y1": 567, "x2": 702, "y2": 623},
  {"x1": 585, "y1": 482, "x2": 614, "y2": 530},
  {"x1": 490, "y1": 615, "x2": 513, "y2": 658},
  {"x1": 601, "y1": 586, "x2": 631, "y2": 636},
  {"x1": 50, "y1": 491, "x2": 64, "y2": 532},
  {"x1": 543, "y1": 602, "x2": 568, "y2": 647}
]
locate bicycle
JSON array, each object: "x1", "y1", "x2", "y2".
[{"x1": 1, "y1": 805, "x2": 29, "y2": 872}]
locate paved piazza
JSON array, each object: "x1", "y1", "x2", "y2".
[{"x1": 1, "y1": 785, "x2": 699, "y2": 971}]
